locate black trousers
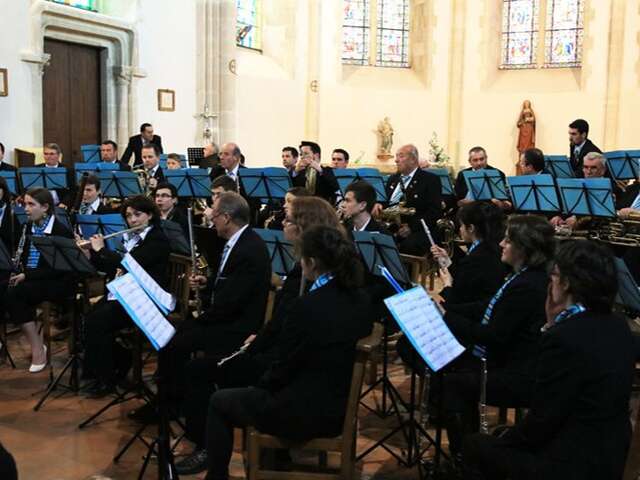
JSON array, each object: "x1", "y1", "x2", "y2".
[
  {"x1": 182, "y1": 353, "x2": 266, "y2": 448},
  {"x1": 3, "y1": 275, "x2": 72, "y2": 325},
  {"x1": 83, "y1": 300, "x2": 132, "y2": 382},
  {"x1": 0, "y1": 441, "x2": 17, "y2": 480}
]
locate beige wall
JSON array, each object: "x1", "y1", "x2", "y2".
[{"x1": 235, "y1": 0, "x2": 640, "y2": 176}]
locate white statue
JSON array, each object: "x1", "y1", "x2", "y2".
[{"x1": 377, "y1": 117, "x2": 394, "y2": 155}]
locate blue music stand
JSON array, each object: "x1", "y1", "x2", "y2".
[
  {"x1": 75, "y1": 162, "x2": 120, "y2": 182},
  {"x1": 19, "y1": 167, "x2": 68, "y2": 191},
  {"x1": 0, "y1": 171, "x2": 18, "y2": 195},
  {"x1": 427, "y1": 168, "x2": 455, "y2": 196},
  {"x1": 254, "y1": 228, "x2": 296, "y2": 277},
  {"x1": 614, "y1": 257, "x2": 640, "y2": 315},
  {"x1": 507, "y1": 174, "x2": 561, "y2": 213},
  {"x1": 462, "y1": 169, "x2": 509, "y2": 201},
  {"x1": 353, "y1": 231, "x2": 411, "y2": 287},
  {"x1": 556, "y1": 178, "x2": 616, "y2": 218},
  {"x1": 544, "y1": 155, "x2": 575, "y2": 178},
  {"x1": 80, "y1": 145, "x2": 101, "y2": 163},
  {"x1": 239, "y1": 167, "x2": 291, "y2": 203},
  {"x1": 604, "y1": 150, "x2": 640, "y2": 180},
  {"x1": 164, "y1": 168, "x2": 211, "y2": 198},
  {"x1": 97, "y1": 171, "x2": 142, "y2": 198},
  {"x1": 333, "y1": 168, "x2": 387, "y2": 203},
  {"x1": 76, "y1": 213, "x2": 127, "y2": 251}
]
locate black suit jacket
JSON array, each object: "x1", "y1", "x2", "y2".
[
  {"x1": 454, "y1": 165, "x2": 506, "y2": 200},
  {"x1": 167, "y1": 207, "x2": 189, "y2": 239},
  {"x1": 569, "y1": 138, "x2": 601, "y2": 176},
  {"x1": 121, "y1": 134, "x2": 163, "y2": 167},
  {"x1": 440, "y1": 241, "x2": 505, "y2": 307},
  {"x1": 499, "y1": 311, "x2": 635, "y2": 480},
  {"x1": 616, "y1": 181, "x2": 639, "y2": 210},
  {"x1": 0, "y1": 203, "x2": 16, "y2": 253},
  {"x1": 22, "y1": 217, "x2": 73, "y2": 281},
  {"x1": 255, "y1": 280, "x2": 373, "y2": 440},
  {"x1": 91, "y1": 224, "x2": 171, "y2": 289},
  {"x1": 0, "y1": 162, "x2": 16, "y2": 172},
  {"x1": 386, "y1": 168, "x2": 443, "y2": 233},
  {"x1": 202, "y1": 227, "x2": 271, "y2": 334},
  {"x1": 445, "y1": 266, "x2": 548, "y2": 374},
  {"x1": 291, "y1": 166, "x2": 340, "y2": 204}
]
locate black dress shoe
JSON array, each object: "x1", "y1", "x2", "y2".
[
  {"x1": 127, "y1": 402, "x2": 158, "y2": 424},
  {"x1": 175, "y1": 448, "x2": 208, "y2": 475},
  {"x1": 84, "y1": 381, "x2": 116, "y2": 399}
]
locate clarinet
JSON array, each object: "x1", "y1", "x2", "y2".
[
  {"x1": 12, "y1": 224, "x2": 28, "y2": 274},
  {"x1": 479, "y1": 356, "x2": 489, "y2": 434}
]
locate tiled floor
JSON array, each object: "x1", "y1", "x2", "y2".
[{"x1": 1, "y1": 333, "x2": 639, "y2": 480}]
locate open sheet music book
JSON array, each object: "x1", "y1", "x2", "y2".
[
  {"x1": 121, "y1": 253, "x2": 176, "y2": 314},
  {"x1": 107, "y1": 273, "x2": 176, "y2": 350},
  {"x1": 384, "y1": 286, "x2": 465, "y2": 372}
]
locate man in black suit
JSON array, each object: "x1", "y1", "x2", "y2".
[
  {"x1": 568, "y1": 118, "x2": 601, "y2": 176},
  {"x1": 42, "y1": 143, "x2": 75, "y2": 207},
  {"x1": 342, "y1": 180, "x2": 387, "y2": 233},
  {"x1": 463, "y1": 240, "x2": 635, "y2": 480},
  {"x1": 0, "y1": 142, "x2": 16, "y2": 171},
  {"x1": 140, "y1": 143, "x2": 165, "y2": 191},
  {"x1": 165, "y1": 192, "x2": 271, "y2": 401},
  {"x1": 281, "y1": 146, "x2": 298, "y2": 175},
  {"x1": 291, "y1": 141, "x2": 339, "y2": 204},
  {"x1": 100, "y1": 140, "x2": 131, "y2": 171},
  {"x1": 209, "y1": 142, "x2": 245, "y2": 183},
  {"x1": 384, "y1": 144, "x2": 442, "y2": 255},
  {"x1": 154, "y1": 182, "x2": 189, "y2": 238},
  {"x1": 121, "y1": 123, "x2": 163, "y2": 168},
  {"x1": 199, "y1": 141, "x2": 220, "y2": 169},
  {"x1": 454, "y1": 146, "x2": 510, "y2": 210},
  {"x1": 76, "y1": 175, "x2": 112, "y2": 215},
  {"x1": 518, "y1": 147, "x2": 547, "y2": 175}
]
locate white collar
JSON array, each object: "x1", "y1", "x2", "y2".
[
  {"x1": 227, "y1": 163, "x2": 240, "y2": 177},
  {"x1": 87, "y1": 197, "x2": 101, "y2": 211},
  {"x1": 32, "y1": 214, "x2": 55, "y2": 235},
  {"x1": 574, "y1": 140, "x2": 587, "y2": 151},
  {"x1": 402, "y1": 167, "x2": 418, "y2": 182},
  {"x1": 353, "y1": 215, "x2": 371, "y2": 232},
  {"x1": 148, "y1": 164, "x2": 159, "y2": 175},
  {"x1": 224, "y1": 224, "x2": 248, "y2": 250},
  {"x1": 44, "y1": 163, "x2": 61, "y2": 168}
]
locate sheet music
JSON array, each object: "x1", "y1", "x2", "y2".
[
  {"x1": 121, "y1": 253, "x2": 176, "y2": 314},
  {"x1": 384, "y1": 286, "x2": 465, "y2": 372},
  {"x1": 107, "y1": 273, "x2": 175, "y2": 350}
]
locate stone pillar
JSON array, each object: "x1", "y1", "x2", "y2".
[{"x1": 304, "y1": 0, "x2": 321, "y2": 141}]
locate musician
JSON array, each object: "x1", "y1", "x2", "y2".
[
  {"x1": 0, "y1": 177, "x2": 16, "y2": 252},
  {"x1": 463, "y1": 240, "x2": 635, "y2": 480},
  {"x1": 100, "y1": 140, "x2": 131, "y2": 171},
  {"x1": 166, "y1": 153, "x2": 183, "y2": 170},
  {"x1": 76, "y1": 175, "x2": 112, "y2": 215},
  {"x1": 202, "y1": 225, "x2": 372, "y2": 480},
  {"x1": 176, "y1": 196, "x2": 344, "y2": 474},
  {"x1": 81, "y1": 195, "x2": 171, "y2": 397},
  {"x1": 2, "y1": 188, "x2": 74, "y2": 372},
  {"x1": 199, "y1": 142, "x2": 219, "y2": 169},
  {"x1": 281, "y1": 146, "x2": 298, "y2": 174},
  {"x1": 454, "y1": 146, "x2": 510, "y2": 210},
  {"x1": 331, "y1": 148, "x2": 350, "y2": 169},
  {"x1": 569, "y1": 118, "x2": 601, "y2": 176},
  {"x1": 209, "y1": 143, "x2": 245, "y2": 183},
  {"x1": 141, "y1": 143, "x2": 165, "y2": 191},
  {"x1": 341, "y1": 180, "x2": 387, "y2": 233},
  {"x1": 154, "y1": 182, "x2": 189, "y2": 236},
  {"x1": 518, "y1": 147, "x2": 547, "y2": 175},
  {"x1": 42, "y1": 143, "x2": 74, "y2": 208},
  {"x1": 435, "y1": 215, "x2": 554, "y2": 459},
  {"x1": 262, "y1": 186, "x2": 310, "y2": 231},
  {"x1": 0, "y1": 142, "x2": 16, "y2": 171},
  {"x1": 121, "y1": 123, "x2": 163, "y2": 168},
  {"x1": 291, "y1": 141, "x2": 339, "y2": 204},
  {"x1": 203, "y1": 175, "x2": 239, "y2": 227},
  {"x1": 384, "y1": 144, "x2": 442, "y2": 255}
]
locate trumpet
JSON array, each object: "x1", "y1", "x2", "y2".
[
  {"x1": 76, "y1": 225, "x2": 147, "y2": 248},
  {"x1": 133, "y1": 167, "x2": 152, "y2": 195}
]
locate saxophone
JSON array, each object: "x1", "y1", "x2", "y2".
[{"x1": 479, "y1": 357, "x2": 489, "y2": 434}]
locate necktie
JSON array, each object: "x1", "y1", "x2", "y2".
[
  {"x1": 631, "y1": 191, "x2": 640, "y2": 210},
  {"x1": 211, "y1": 244, "x2": 231, "y2": 304},
  {"x1": 79, "y1": 203, "x2": 90, "y2": 215},
  {"x1": 389, "y1": 175, "x2": 411, "y2": 205}
]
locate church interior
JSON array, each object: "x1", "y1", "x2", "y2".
[{"x1": 1, "y1": 0, "x2": 640, "y2": 479}]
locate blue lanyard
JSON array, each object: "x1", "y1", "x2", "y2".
[
  {"x1": 310, "y1": 272, "x2": 334, "y2": 292},
  {"x1": 553, "y1": 303, "x2": 586, "y2": 325},
  {"x1": 468, "y1": 240, "x2": 481, "y2": 254}
]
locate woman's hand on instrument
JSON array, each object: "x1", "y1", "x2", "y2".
[
  {"x1": 189, "y1": 274, "x2": 207, "y2": 288},
  {"x1": 9, "y1": 273, "x2": 26, "y2": 287},
  {"x1": 89, "y1": 234, "x2": 105, "y2": 252},
  {"x1": 243, "y1": 334, "x2": 256, "y2": 346},
  {"x1": 430, "y1": 245, "x2": 448, "y2": 260},
  {"x1": 439, "y1": 266, "x2": 453, "y2": 288}
]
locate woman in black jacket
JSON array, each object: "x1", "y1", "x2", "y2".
[
  {"x1": 81, "y1": 195, "x2": 171, "y2": 397},
  {"x1": 463, "y1": 240, "x2": 636, "y2": 480}
]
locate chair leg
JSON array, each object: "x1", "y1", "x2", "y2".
[
  {"x1": 498, "y1": 407, "x2": 508, "y2": 425},
  {"x1": 247, "y1": 429, "x2": 260, "y2": 480}
]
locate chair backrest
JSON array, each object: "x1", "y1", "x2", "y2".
[
  {"x1": 167, "y1": 253, "x2": 192, "y2": 323},
  {"x1": 341, "y1": 322, "x2": 383, "y2": 438}
]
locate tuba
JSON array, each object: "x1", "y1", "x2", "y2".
[{"x1": 133, "y1": 167, "x2": 151, "y2": 196}]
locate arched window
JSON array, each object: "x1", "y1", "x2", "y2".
[
  {"x1": 342, "y1": 0, "x2": 410, "y2": 68},
  {"x1": 500, "y1": 0, "x2": 583, "y2": 69},
  {"x1": 236, "y1": 0, "x2": 262, "y2": 51}
]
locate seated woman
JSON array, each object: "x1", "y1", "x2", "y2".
[
  {"x1": 81, "y1": 195, "x2": 171, "y2": 397},
  {"x1": 433, "y1": 215, "x2": 554, "y2": 459},
  {"x1": 463, "y1": 240, "x2": 636, "y2": 480},
  {"x1": 2, "y1": 187, "x2": 73, "y2": 372},
  {"x1": 202, "y1": 225, "x2": 372, "y2": 480},
  {"x1": 176, "y1": 196, "x2": 345, "y2": 475}
]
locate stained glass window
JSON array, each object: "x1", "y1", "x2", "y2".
[
  {"x1": 500, "y1": 0, "x2": 539, "y2": 69},
  {"x1": 376, "y1": 0, "x2": 410, "y2": 67},
  {"x1": 544, "y1": 0, "x2": 583, "y2": 67},
  {"x1": 342, "y1": 0, "x2": 370, "y2": 66},
  {"x1": 236, "y1": 0, "x2": 262, "y2": 51},
  {"x1": 49, "y1": 0, "x2": 97, "y2": 11}
]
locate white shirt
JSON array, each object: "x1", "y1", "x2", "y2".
[
  {"x1": 44, "y1": 163, "x2": 62, "y2": 205},
  {"x1": 218, "y1": 224, "x2": 248, "y2": 274},
  {"x1": 390, "y1": 167, "x2": 418, "y2": 204},
  {"x1": 226, "y1": 163, "x2": 240, "y2": 179},
  {"x1": 353, "y1": 216, "x2": 371, "y2": 232},
  {"x1": 32, "y1": 214, "x2": 55, "y2": 235},
  {"x1": 573, "y1": 140, "x2": 587, "y2": 157},
  {"x1": 82, "y1": 197, "x2": 101, "y2": 214},
  {"x1": 147, "y1": 164, "x2": 160, "y2": 177}
]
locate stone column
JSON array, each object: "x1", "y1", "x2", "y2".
[{"x1": 304, "y1": 0, "x2": 321, "y2": 141}]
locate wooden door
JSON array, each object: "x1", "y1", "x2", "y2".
[{"x1": 43, "y1": 39, "x2": 102, "y2": 164}]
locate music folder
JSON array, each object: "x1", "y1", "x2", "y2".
[
  {"x1": 507, "y1": 174, "x2": 561, "y2": 213},
  {"x1": 353, "y1": 231, "x2": 411, "y2": 287},
  {"x1": 0, "y1": 171, "x2": 18, "y2": 195},
  {"x1": 31, "y1": 236, "x2": 96, "y2": 275}
]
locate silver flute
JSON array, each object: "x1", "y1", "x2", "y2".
[{"x1": 479, "y1": 356, "x2": 489, "y2": 434}]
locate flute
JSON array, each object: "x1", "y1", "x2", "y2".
[
  {"x1": 420, "y1": 219, "x2": 451, "y2": 269},
  {"x1": 76, "y1": 225, "x2": 147, "y2": 248}
]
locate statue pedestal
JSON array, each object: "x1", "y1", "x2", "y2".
[{"x1": 376, "y1": 153, "x2": 393, "y2": 162}]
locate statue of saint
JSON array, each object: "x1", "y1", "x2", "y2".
[
  {"x1": 516, "y1": 100, "x2": 536, "y2": 175},
  {"x1": 377, "y1": 117, "x2": 394, "y2": 155}
]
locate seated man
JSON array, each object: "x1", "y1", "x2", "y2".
[
  {"x1": 154, "y1": 182, "x2": 189, "y2": 237},
  {"x1": 455, "y1": 146, "x2": 510, "y2": 210},
  {"x1": 341, "y1": 180, "x2": 387, "y2": 233},
  {"x1": 165, "y1": 153, "x2": 183, "y2": 170},
  {"x1": 140, "y1": 143, "x2": 165, "y2": 191},
  {"x1": 100, "y1": 140, "x2": 131, "y2": 171},
  {"x1": 384, "y1": 144, "x2": 442, "y2": 255},
  {"x1": 331, "y1": 148, "x2": 349, "y2": 169},
  {"x1": 76, "y1": 175, "x2": 112, "y2": 215},
  {"x1": 0, "y1": 142, "x2": 16, "y2": 171},
  {"x1": 42, "y1": 142, "x2": 75, "y2": 207},
  {"x1": 463, "y1": 240, "x2": 635, "y2": 480},
  {"x1": 291, "y1": 141, "x2": 339, "y2": 204},
  {"x1": 518, "y1": 147, "x2": 546, "y2": 175}
]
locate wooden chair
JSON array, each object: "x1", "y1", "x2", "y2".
[
  {"x1": 246, "y1": 323, "x2": 383, "y2": 480},
  {"x1": 400, "y1": 253, "x2": 437, "y2": 290}
]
